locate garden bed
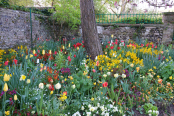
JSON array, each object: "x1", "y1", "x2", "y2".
[{"x1": 0, "y1": 37, "x2": 174, "y2": 116}]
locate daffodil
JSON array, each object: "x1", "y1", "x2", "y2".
[{"x1": 20, "y1": 75, "x2": 26, "y2": 81}]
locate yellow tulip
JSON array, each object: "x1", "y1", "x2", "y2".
[
  {"x1": 49, "y1": 50, "x2": 52, "y2": 54},
  {"x1": 42, "y1": 50, "x2": 45, "y2": 55},
  {"x1": 68, "y1": 43, "x2": 70, "y2": 47},
  {"x1": 3, "y1": 73, "x2": 10, "y2": 82},
  {"x1": 62, "y1": 46, "x2": 65, "y2": 49},
  {"x1": 3, "y1": 83, "x2": 8, "y2": 92},
  {"x1": 33, "y1": 50, "x2": 36, "y2": 54},
  {"x1": 14, "y1": 94, "x2": 17, "y2": 101}
]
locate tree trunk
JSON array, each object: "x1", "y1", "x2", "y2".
[{"x1": 80, "y1": 0, "x2": 103, "y2": 60}]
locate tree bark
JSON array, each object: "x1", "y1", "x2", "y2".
[{"x1": 80, "y1": 0, "x2": 103, "y2": 60}]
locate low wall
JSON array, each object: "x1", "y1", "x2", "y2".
[{"x1": 0, "y1": 8, "x2": 174, "y2": 49}]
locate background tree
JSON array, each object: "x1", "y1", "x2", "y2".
[
  {"x1": 80, "y1": 0, "x2": 103, "y2": 60},
  {"x1": 8, "y1": 0, "x2": 34, "y2": 6}
]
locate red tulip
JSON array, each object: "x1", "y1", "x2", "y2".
[
  {"x1": 117, "y1": 47, "x2": 120, "y2": 50},
  {"x1": 63, "y1": 91, "x2": 67, "y2": 96},
  {"x1": 54, "y1": 51, "x2": 57, "y2": 55},
  {"x1": 74, "y1": 55, "x2": 76, "y2": 57},
  {"x1": 67, "y1": 56, "x2": 71, "y2": 62},
  {"x1": 92, "y1": 69, "x2": 96, "y2": 73},
  {"x1": 4, "y1": 61, "x2": 8, "y2": 66},
  {"x1": 13, "y1": 59, "x2": 18, "y2": 65},
  {"x1": 102, "y1": 82, "x2": 108, "y2": 87},
  {"x1": 96, "y1": 61, "x2": 99, "y2": 66},
  {"x1": 110, "y1": 46, "x2": 114, "y2": 49}
]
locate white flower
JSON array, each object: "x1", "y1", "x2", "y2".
[
  {"x1": 72, "y1": 84, "x2": 75, "y2": 89},
  {"x1": 114, "y1": 73, "x2": 119, "y2": 78},
  {"x1": 130, "y1": 63, "x2": 134, "y2": 67},
  {"x1": 113, "y1": 53, "x2": 117, "y2": 57},
  {"x1": 109, "y1": 104, "x2": 113, "y2": 108},
  {"x1": 119, "y1": 41, "x2": 124, "y2": 46},
  {"x1": 97, "y1": 103, "x2": 100, "y2": 107},
  {"x1": 31, "y1": 111, "x2": 35, "y2": 114},
  {"x1": 120, "y1": 60, "x2": 122, "y2": 63},
  {"x1": 105, "y1": 112, "x2": 109, "y2": 116},
  {"x1": 55, "y1": 83, "x2": 61, "y2": 89},
  {"x1": 95, "y1": 56, "x2": 97, "y2": 60},
  {"x1": 46, "y1": 84, "x2": 51, "y2": 88},
  {"x1": 107, "y1": 72, "x2": 111, "y2": 75},
  {"x1": 81, "y1": 106, "x2": 85, "y2": 110},
  {"x1": 89, "y1": 107, "x2": 95, "y2": 112},
  {"x1": 148, "y1": 110, "x2": 152, "y2": 113},
  {"x1": 103, "y1": 74, "x2": 107, "y2": 78},
  {"x1": 88, "y1": 104, "x2": 92, "y2": 108},
  {"x1": 39, "y1": 83, "x2": 44, "y2": 89},
  {"x1": 155, "y1": 111, "x2": 159, "y2": 115},
  {"x1": 72, "y1": 111, "x2": 81, "y2": 116},
  {"x1": 36, "y1": 59, "x2": 39, "y2": 64},
  {"x1": 86, "y1": 112, "x2": 91, "y2": 116},
  {"x1": 112, "y1": 107, "x2": 118, "y2": 112},
  {"x1": 100, "y1": 106, "x2": 105, "y2": 111},
  {"x1": 122, "y1": 74, "x2": 126, "y2": 78}
]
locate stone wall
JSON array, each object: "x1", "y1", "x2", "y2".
[
  {"x1": 0, "y1": 8, "x2": 78, "y2": 50},
  {"x1": 0, "y1": 8, "x2": 174, "y2": 50},
  {"x1": 86, "y1": 24, "x2": 164, "y2": 43}
]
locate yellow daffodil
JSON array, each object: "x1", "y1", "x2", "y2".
[
  {"x1": 5, "y1": 111, "x2": 10, "y2": 115},
  {"x1": 169, "y1": 76, "x2": 172, "y2": 80},
  {"x1": 91, "y1": 97, "x2": 94, "y2": 101},
  {"x1": 20, "y1": 75, "x2": 26, "y2": 81}
]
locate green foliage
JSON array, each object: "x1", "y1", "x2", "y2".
[
  {"x1": 55, "y1": 51, "x2": 66, "y2": 70},
  {"x1": 143, "y1": 103, "x2": 158, "y2": 115},
  {"x1": 158, "y1": 60, "x2": 174, "y2": 83},
  {"x1": 0, "y1": 0, "x2": 9, "y2": 7},
  {"x1": 49, "y1": 0, "x2": 81, "y2": 30}
]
